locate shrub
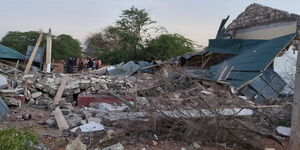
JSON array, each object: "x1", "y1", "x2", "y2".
[{"x1": 0, "y1": 127, "x2": 38, "y2": 150}]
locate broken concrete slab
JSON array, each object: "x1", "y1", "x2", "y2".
[
  {"x1": 102, "y1": 143, "x2": 124, "y2": 150},
  {"x1": 31, "y1": 92, "x2": 42, "y2": 98},
  {"x1": 276, "y1": 126, "x2": 291, "y2": 136},
  {"x1": 6, "y1": 98, "x2": 21, "y2": 107},
  {"x1": 66, "y1": 115, "x2": 83, "y2": 128},
  {"x1": 45, "y1": 118, "x2": 56, "y2": 127},
  {"x1": 77, "y1": 95, "x2": 133, "y2": 107},
  {"x1": 87, "y1": 117, "x2": 102, "y2": 124},
  {"x1": 24, "y1": 89, "x2": 32, "y2": 100},
  {"x1": 89, "y1": 103, "x2": 128, "y2": 112},
  {"x1": 53, "y1": 107, "x2": 69, "y2": 130},
  {"x1": 100, "y1": 108, "x2": 253, "y2": 121},
  {"x1": 70, "y1": 121, "x2": 105, "y2": 132}
]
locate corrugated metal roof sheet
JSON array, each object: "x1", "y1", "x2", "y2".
[
  {"x1": 210, "y1": 33, "x2": 296, "y2": 88},
  {"x1": 206, "y1": 39, "x2": 266, "y2": 54},
  {"x1": 241, "y1": 69, "x2": 286, "y2": 103},
  {"x1": 0, "y1": 98, "x2": 9, "y2": 121},
  {"x1": 0, "y1": 44, "x2": 26, "y2": 60}
]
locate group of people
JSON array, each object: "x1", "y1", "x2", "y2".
[{"x1": 65, "y1": 57, "x2": 101, "y2": 73}]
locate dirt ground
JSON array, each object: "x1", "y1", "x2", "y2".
[{"x1": 0, "y1": 105, "x2": 290, "y2": 150}]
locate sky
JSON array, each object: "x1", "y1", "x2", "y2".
[{"x1": 0, "y1": 0, "x2": 300, "y2": 46}]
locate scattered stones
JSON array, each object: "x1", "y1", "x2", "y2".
[
  {"x1": 66, "y1": 136, "x2": 87, "y2": 150},
  {"x1": 66, "y1": 115, "x2": 83, "y2": 128},
  {"x1": 32, "y1": 92, "x2": 42, "y2": 98},
  {"x1": 45, "y1": 118, "x2": 56, "y2": 127},
  {"x1": 102, "y1": 143, "x2": 124, "y2": 150},
  {"x1": 24, "y1": 89, "x2": 32, "y2": 100},
  {"x1": 6, "y1": 98, "x2": 21, "y2": 107},
  {"x1": 87, "y1": 117, "x2": 102, "y2": 124},
  {"x1": 192, "y1": 142, "x2": 201, "y2": 149},
  {"x1": 28, "y1": 99, "x2": 35, "y2": 105},
  {"x1": 22, "y1": 114, "x2": 32, "y2": 120}
]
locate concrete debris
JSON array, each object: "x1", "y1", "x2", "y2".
[
  {"x1": 89, "y1": 103, "x2": 128, "y2": 112},
  {"x1": 53, "y1": 107, "x2": 69, "y2": 130},
  {"x1": 31, "y1": 92, "x2": 42, "y2": 98},
  {"x1": 6, "y1": 98, "x2": 22, "y2": 107},
  {"x1": 102, "y1": 143, "x2": 124, "y2": 150},
  {"x1": 87, "y1": 117, "x2": 102, "y2": 124},
  {"x1": 24, "y1": 89, "x2": 31, "y2": 100},
  {"x1": 66, "y1": 136, "x2": 87, "y2": 150},
  {"x1": 66, "y1": 115, "x2": 83, "y2": 128},
  {"x1": 45, "y1": 118, "x2": 56, "y2": 127},
  {"x1": 276, "y1": 126, "x2": 291, "y2": 136},
  {"x1": 70, "y1": 121, "x2": 105, "y2": 132},
  {"x1": 1, "y1": 3, "x2": 300, "y2": 150}
]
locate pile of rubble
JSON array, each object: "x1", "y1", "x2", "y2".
[{"x1": 0, "y1": 61, "x2": 293, "y2": 150}]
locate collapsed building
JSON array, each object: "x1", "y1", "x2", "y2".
[
  {"x1": 179, "y1": 3, "x2": 300, "y2": 103},
  {"x1": 0, "y1": 3, "x2": 299, "y2": 150}
]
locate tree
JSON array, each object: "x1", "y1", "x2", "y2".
[
  {"x1": 84, "y1": 26, "x2": 126, "y2": 55},
  {"x1": 85, "y1": 6, "x2": 194, "y2": 64},
  {"x1": 52, "y1": 34, "x2": 82, "y2": 60},
  {"x1": 115, "y1": 6, "x2": 156, "y2": 50},
  {"x1": 1, "y1": 31, "x2": 41, "y2": 54},
  {"x1": 1, "y1": 31, "x2": 81, "y2": 60},
  {"x1": 145, "y1": 34, "x2": 194, "y2": 60},
  {"x1": 85, "y1": 6, "x2": 159, "y2": 56}
]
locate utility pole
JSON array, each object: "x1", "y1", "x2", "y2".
[
  {"x1": 45, "y1": 28, "x2": 52, "y2": 72},
  {"x1": 290, "y1": 41, "x2": 300, "y2": 150}
]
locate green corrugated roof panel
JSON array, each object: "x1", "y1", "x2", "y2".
[
  {"x1": 227, "y1": 71, "x2": 261, "y2": 81},
  {"x1": 226, "y1": 33, "x2": 296, "y2": 71},
  {"x1": 226, "y1": 80, "x2": 249, "y2": 88},
  {"x1": 210, "y1": 33, "x2": 296, "y2": 88},
  {"x1": 0, "y1": 44, "x2": 26, "y2": 60},
  {"x1": 206, "y1": 39, "x2": 267, "y2": 54}
]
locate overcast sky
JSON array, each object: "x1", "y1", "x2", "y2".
[{"x1": 0, "y1": 0, "x2": 299, "y2": 46}]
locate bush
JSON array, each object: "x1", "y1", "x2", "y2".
[
  {"x1": 0, "y1": 127, "x2": 38, "y2": 150},
  {"x1": 145, "y1": 34, "x2": 194, "y2": 60}
]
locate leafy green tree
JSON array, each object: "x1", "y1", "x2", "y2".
[
  {"x1": 85, "y1": 6, "x2": 159, "y2": 57},
  {"x1": 115, "y1": 6, "x2": 156, "y2": 50},
  {"x1": 1, "y1": 31, "x2": 81, "y2": 60},
  {"x1": 84, "y1": 26, "x2": 126, "y2": 55},
  {"x1": 86, "y1": 6, "x2": 194, "y2": 64},
  {"x1": 145, "y1": 34, "x2": 194, "y2": 60},
  {"x1": 1, "y1": 31, "x2": 41, "y2": 54},
  {"x1": 52, "y1": 34, "x2": 81, "y2": 60}
]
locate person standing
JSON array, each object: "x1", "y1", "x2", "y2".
[
  {"x1": 87, "y1": 58, "x2": 94, "y2": 71},
  {"x1": 66, "y1": 57, "x2": 74, "y2": 73},
  {"x1": 78, "y1": 59, "x2": 84, "y2": 72},
  {"x1": 95, "y1": 58, "x2": 100, "y2": 69}
]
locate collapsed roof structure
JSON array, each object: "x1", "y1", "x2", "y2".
[
  {"x1": 180, "y1": 3, "x2": 300, "y2": 103},
  {"x1": 0, "y1": 44, "x2": 26, "y2": 60}
]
